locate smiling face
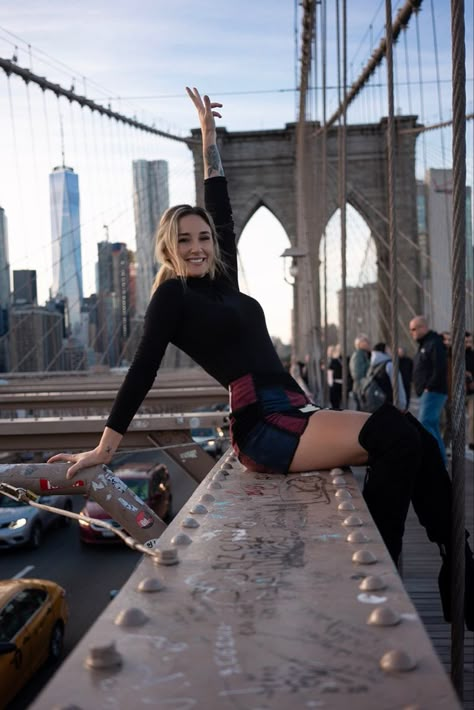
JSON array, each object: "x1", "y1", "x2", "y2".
[{"x1": 176, "y1": 213, "x2": 215, "y2": 277}]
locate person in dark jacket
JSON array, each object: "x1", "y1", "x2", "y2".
[{"x1": 409, "y1": 315, "x2": 448, "y2": 464}]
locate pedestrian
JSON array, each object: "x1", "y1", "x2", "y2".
[
  {"x1": 397, "y1": 346, "x2": 413, "y2": 408},
  {"x1": 361, "y1": 342, "x2": 407, "y2": 412},
  {"x1": 349, "y1": 334, "x2": 371, "y2": 410},
  {"x1": 440, "y1": 331, "x2": 452, "y2": 451},
  {"x1": 465, "y1": 331, "x2": 474, "y2": 450},
  {"x1": 409, "y1": 315, "x2": 448, "y2": 464},
  {"x1": 327, "y1": 344, "x2": 343, "y2": 409},
  {"x1": 48, "y1": 87, "x2": 473, "y2": 630}
]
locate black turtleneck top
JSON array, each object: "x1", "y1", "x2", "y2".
[{"x1": 106, "y1": 177, "x2": 285, "y2": 435}]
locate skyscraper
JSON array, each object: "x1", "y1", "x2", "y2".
[
  {"x1": 96, "y1": 241, "x2": 131, "y2": 364},
  {"x1": 50, "y1": 165, "x2": 84, "y2": 338},
  {"x1": 132, "y1": 160, "x2": 169, "y2": 315}
]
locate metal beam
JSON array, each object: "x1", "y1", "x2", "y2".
[{"x1": 30, "y1": 458, "x2": 461, "y2": 709}]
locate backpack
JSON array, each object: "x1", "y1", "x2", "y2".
[{"x1": 359, "y1": 361, "x2": 393, "y2": 412}]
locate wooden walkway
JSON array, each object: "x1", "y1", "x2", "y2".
[{"x1": 402, "y1": 452, "x2": 474, "y2": 709}]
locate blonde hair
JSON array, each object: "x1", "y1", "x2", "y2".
[{"x1": 151, "y1": 204, "x2": 226, "y2": 293}]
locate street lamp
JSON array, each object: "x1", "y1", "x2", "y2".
[{"x1": 280, "y1": 246, "x2": 307, "y2": 284}]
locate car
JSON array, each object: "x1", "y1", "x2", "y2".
[
  {"x1": 191, "y1": 425, "x2": 226, "y2": 457},
  {"x1": 0, "y1": 492, "x2": 73, "y2": 550},
  {"x1": 0, "y1": 578, "x2": 68, "y2": 708},
  {"x1": 78, "y1": 461, "x2": 171, "y2": 544}
]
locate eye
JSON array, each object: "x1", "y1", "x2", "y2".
[{"x1": 178, "y1": 236, "x2": 190, "y2": 244}]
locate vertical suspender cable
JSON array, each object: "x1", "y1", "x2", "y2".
[
  {"x1": 321, "y1": 0, "x2": 329, "y2": 406},
  {"x1": 449, "y1": 0, "x2": 466, "y2": 697},
  {"x1": 340, "y1": 0, "x2": 348, "y2": 408},
  {"x1": 384, "y1": 0, "x2": 400, "y2": 408}
]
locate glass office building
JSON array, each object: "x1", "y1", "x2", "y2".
[{"x1": 50, "y1": 166, "x2": 84, "y2": 337}]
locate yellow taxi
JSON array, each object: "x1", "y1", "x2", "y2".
[{"x1": 0, "y1": 578, "x2": 68, "y2": 709}]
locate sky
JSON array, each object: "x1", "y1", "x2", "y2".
[{"x1": 0, "y1": 0, "x2": 472, "y2": 343}]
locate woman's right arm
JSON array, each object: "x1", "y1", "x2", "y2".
[{"x1": 48, "y1": 280, "x2": 184, "y2": 478}]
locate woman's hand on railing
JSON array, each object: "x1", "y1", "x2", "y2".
[{"x1": 47, "y1": 448, "x2": 113, "y2": 479}]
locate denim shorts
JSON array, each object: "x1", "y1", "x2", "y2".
[{"x1": 228, "y1": 372, "x2": 320, "y2": 474}]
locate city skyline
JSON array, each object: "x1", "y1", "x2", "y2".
[{"x1": 0, "y1": 1, "x2": 472, "y2": 343}]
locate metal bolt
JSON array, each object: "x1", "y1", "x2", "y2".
[
  {"x1": 115, "y1": 607, "x2": 149, "y2": 627},
  {"x1": 189, "y1": 503, "x2": 208, "y2": 514},
  {"x1": 182, "y1": 517, "x2": 200, "y2": 529},
  {"x1": 346, "y1": 530, "x2": 370, "y2": 543},
  {"x1": 330, "y1": 467, "x2": 344, "y2": 476},
  {"x1": 220, "y1": 462, "x2": 233, "y2": 470},
  {"x1": 352, "y1": 549, "x2": 377, "y2": 565},
  {"x1": 212, "y1": 471, "x2": 226, "y2": 481},
  {"x1": 335, "y1": 489, "x2": 352, "y2": 500},
  {"x1": 153, "y1": 548, "x2": 179, "y2": 566},
  {"x1": 199, "y1": 493, "x2": 215, "y2": 503},
  {"x1": 359, "y1": 575, "x2": 387, "y2": 592},
  {"x1": 171, "y1": 533, "x2": 192, "y2": 546},
  {"x1": 208, "y1": 480, "x2": 222, "y2": 490},
  {"x1": 84, "y1": 641, "x2": 122, "y2": 670},
  {"x1": 338, "y1": 501, "x2": 356, "y2": 511},
  {"x1": 137, "y1": 577, "x2": 164, "y2": 592},
  {"x1": 342, "y1": 514, "x2": 363, "y2": 527},
  {"x1": 367, "y1": 606, "x2": 401, "y2": 627},
  {"x1": 379, "y1": 649, "x2": 416, "y2": 673},
  {"x1": 332, "y1": 476, "x2": 346, "y2": 487}
]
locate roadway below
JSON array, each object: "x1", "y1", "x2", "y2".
[{"x1": 2, "y1": 451, "x2": 210, "y2": 709}]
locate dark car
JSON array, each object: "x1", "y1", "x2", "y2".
[{"x1": 78, "y1": 461, "x2": 171, "y2": 544}]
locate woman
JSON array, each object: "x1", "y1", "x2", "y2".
[{"x1": 48, "y1": 88, "x2": 473, "y2": 630}]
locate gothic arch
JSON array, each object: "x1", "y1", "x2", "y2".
[{"x1": 189, "y1": 116, "x2": 422, "y2": 347}]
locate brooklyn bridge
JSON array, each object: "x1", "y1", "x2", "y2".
[{"x1": 0, "y1": 0, "x2": 473, "y2": 707}]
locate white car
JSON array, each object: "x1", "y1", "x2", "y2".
[{"x1": 0, "y1": 493, "x2": 73, "y2": 549}]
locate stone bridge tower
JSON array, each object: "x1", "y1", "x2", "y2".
[{"x1": 188, "y1": 117, "x2": 422, "y2": 356}]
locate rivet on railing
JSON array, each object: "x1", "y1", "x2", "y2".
[
  {"x1": 342, "y1": 514, "x2": 363, "y2": 527},
  {"x1": 352, "y1": 549, "x2": 377, "y2": 565},
  {"x1": 367, "y1": 606, "x2": 401, "y2": 627},
  {"x1": 359, "y1": 575, "x2": 387, "y2": 592},
  {"x1": 182, "y1": 517, "x2": 200, "y2": 529},
  {"x1": 115, "y1": 607, "x2": 149, "y2": 627},
  {"x1": 379, "y1": 649, "x2": 417, "y2": 672},
  {"x1": 332, "y1": 476, "x2": 347, "y2": 487},
  {"x1": 338, "y1": 501, "x2": 356, "y2": 511},
  {"x1": 335, "y1": 489, "x2": 352, "y2": 500},
  {"x1": 220, "y1": 462, "x2": 233, "y2": 470},
  {"x1": 171, "y1": 533, "x2": 192, "y2": 546},
  {"x1": 200, "y1": 493, "x2": 215, "y2": 503},
  {"x1": 189, "y1": 503, "x2": 208, "y2": 514},
  {"x1": 153, "y1": 548, "x2": 179, "y2": 566},
  {"x1": 212, "y1": 471, "x2": 226, "y2": 481},
  {"x1": 137, "y1": 577, "x2": 164, "y2": 593},
  {"x1": 84, "y1": 641, "x2": 122, "y2": 670},
  {"x1": 208, "y1": 481, "x2": 222, "y2": 490},
  {"x1": 330, "y1": 467, "x2": 344, "y2": 476},
  {"x1": 346, "y1": 530, "x2": 370, "y2": 543}
]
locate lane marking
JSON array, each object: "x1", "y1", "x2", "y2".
[{"x1": 13, "y1": 565, "x2": 35, "y2": 579}]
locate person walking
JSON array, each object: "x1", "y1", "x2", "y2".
[
  {"x1": 409, "y1": 315, "x2": 448, "y2": 464},
  {"x1": 349, "y1": 334, "x2": 371, "y2": 410},
  {"x1": 362, "y1": 342, "x2": 407, "y2": 412},
  {"x1": 47, "y1": 87, "x2": 473, "y2": 630},
  {"x1": 327, "y1": 344, "x2": 343, "y2": 409}
]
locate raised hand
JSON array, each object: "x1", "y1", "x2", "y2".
[{"x1": 186, "y1": 86, "x2": 223, "y2": 133}]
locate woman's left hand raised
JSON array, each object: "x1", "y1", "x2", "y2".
[{"x1": 186, "y1": 86, "x2": 222, "y2": 132}]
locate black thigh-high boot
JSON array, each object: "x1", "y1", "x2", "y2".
[
  {"x1": 358, "y1": 403, "x2": 422, "y2": 566},
  {"x1": 405, "y1": 411, "x2": 474, "y2": 631}
]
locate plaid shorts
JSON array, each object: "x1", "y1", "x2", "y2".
[{"x1": 228, "y1": 372, "x2": 320, "y2": 474}]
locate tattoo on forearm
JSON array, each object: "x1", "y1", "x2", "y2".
[{"x1": 205, "y1": 145, "x2": 224, "y2": 177}]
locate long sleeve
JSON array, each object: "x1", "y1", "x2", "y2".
[
  {"x1": 204, "y1": 177, "x2": 238, "y2": 288},
  {"x1": 106, "y1": 279, "x2": 185, "y2": 434}
]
